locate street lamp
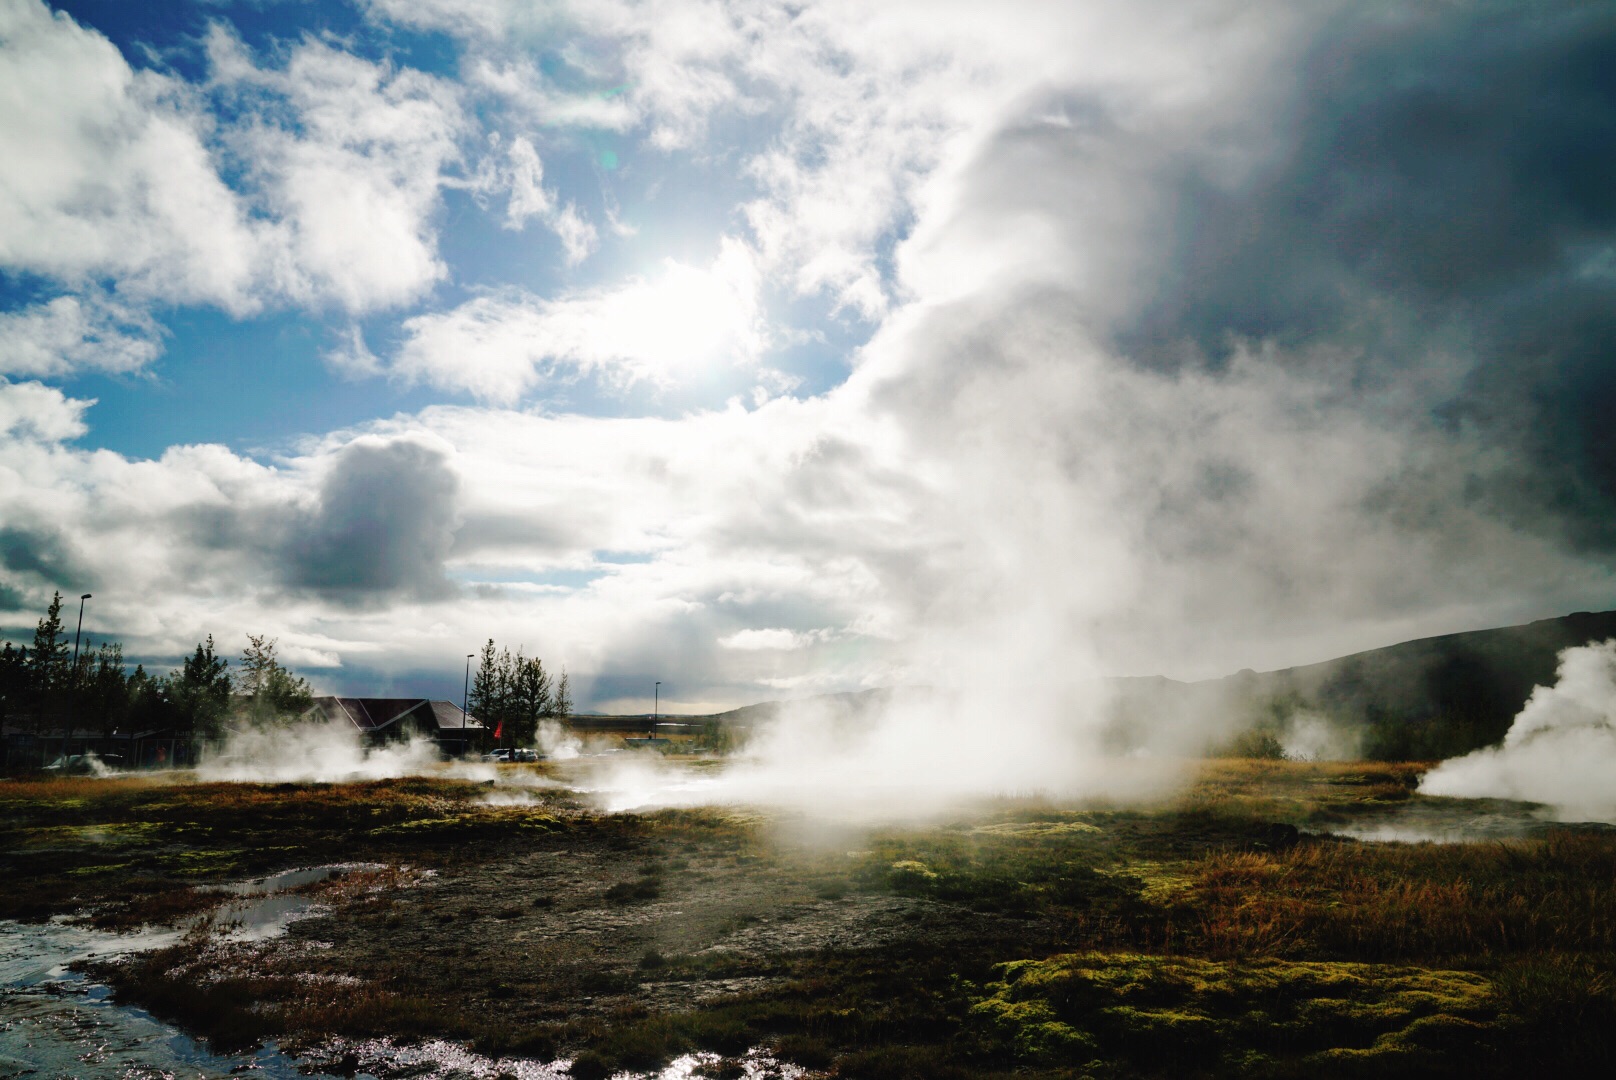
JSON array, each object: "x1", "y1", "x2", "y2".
[
  {"x1": 71, "y1": 593, "x2": 91, "y2": 673},
  {"x1": 654, "y1": 681, "x2": 660, "y2": 726},
  {"x1": 67, "y1": 593, "x2": 90, "y2": 758},
  {"x1": 463, "y1": 653, "x2": 475, "y2": 744}
]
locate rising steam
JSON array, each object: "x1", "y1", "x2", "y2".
[
  {"x1": 196, "y1": 719, "x2": 494, "y2": 784},
  {"x1": 575, "y1": 688, "x2": 1181, "y2": 819},
  {"x1": 1420, "y1": 641, "x2": 1616, "y2": 823}
]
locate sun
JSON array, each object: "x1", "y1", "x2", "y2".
[{"x1": 599, "y1": 240, "x2": 762, "y2": 378}]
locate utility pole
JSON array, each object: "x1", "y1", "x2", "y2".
[
  {"x1": 654, "y1": 681, "x2": 660, "y2": 729},
  {"x1": 463, "y1": 653, "x2": 475, "y2": 755},
  {"x1": 66, "y1": 593, "x2": 90, "y2": 759}
]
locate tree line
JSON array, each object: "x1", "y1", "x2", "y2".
[
  {"x1": 468, "y1": 638, "x2": 571, "y2": 747},
  {"x1": 0, "y1": 591, "x2": 313, "y2": 743}
]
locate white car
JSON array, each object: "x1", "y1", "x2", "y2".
[{"x1": 482, "y1": 747, "x2": 543, "y2": 762}]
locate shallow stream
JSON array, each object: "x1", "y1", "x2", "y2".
[
  {"x1": 0, "y1": 867, "x2": 352, "y2": 1079},
  {"x1": 0, "y1": 866, "x2": 802, "y2": 1079}
]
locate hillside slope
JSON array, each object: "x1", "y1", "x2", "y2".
[
  {"x1": 700, "y1": 612, "x2": 1616, "y2": 761},
  {"x1": 1108, "y1": 610, "x2": 1616, "y2": 759}
]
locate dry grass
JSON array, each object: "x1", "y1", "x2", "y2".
[
  {"x1": 17, "y1": 760, "x2": 1616, "y2": 1076},
  {"x1": 1183, "y1": 831, "x2": 1616, "y2": 960}
]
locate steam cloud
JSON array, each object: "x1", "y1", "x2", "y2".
[
  {"x1": 1421, "y1": 641, "x2": 1616, "y2": 823},
  {"x1": 197, "y1": 719, "x2": 494, "y2": 784},
  {"x1": 576, "y1": 690, "x2": 1181, "y2": 819}
]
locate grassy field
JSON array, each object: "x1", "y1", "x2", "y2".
[{"x1": 2, "y1": 760, "x2": 1613, "y2": 1077}]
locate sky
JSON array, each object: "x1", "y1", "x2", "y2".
[{"x1": 1, "y1": 0, "x2": 1614, "y2": 714}]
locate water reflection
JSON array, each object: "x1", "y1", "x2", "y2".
[
  {"x1": 0, "y1": 866, "x2": 809, "y2": 1080},
  {"x1": 0, "y1": 917, "x2": 350, "y2": 1079}
]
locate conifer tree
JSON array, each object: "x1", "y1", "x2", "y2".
[
  {"x1": 237, "y1": 635, "x2": 313, "y2": 722},
  {"x1": 552, "y1": 668, "x2": 572, "y2": 718},
  {"x1": 166, "y1": 636, "x2": 232, "y2": 739},
  {"x1": 28, "y1": 591, "x2": 68, "y2": 698}
]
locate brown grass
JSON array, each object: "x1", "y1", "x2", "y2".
[{"x1": 1184, "y1": 831, "x2": 1616, "y2": 960}]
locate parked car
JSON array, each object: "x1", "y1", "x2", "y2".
[
  {"x1": 42, "y1": 753, "x2": 124, "y2": 774},
  {"x1": 483, "y1": 747, "x2": 543, "y2": 762}
]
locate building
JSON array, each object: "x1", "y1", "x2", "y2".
[
  {"x1": 1, "y1": 720, "x2": 193, "y2": 769},
  {"x1": 304, "y1": 697, "x2": 487, "y2": 757}
]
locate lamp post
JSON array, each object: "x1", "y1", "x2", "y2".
[
  {"x1": 654, "y1": 681, "x2": 660, "y2": 727},
  {"x1": 67, "y1": 593, "x2": 90, "y2": 759},
  {"x1": 463, "y1": 653, "x2": 475, "y2": 749},
  {"x1": 71, "y1": 594, "x2": 91, "y2": 669}
]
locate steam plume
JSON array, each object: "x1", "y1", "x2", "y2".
[
  {"x1": 196, "y1": 719, "x2": 494, "y2": 784},
  {"x1": 1421, "y1": 641, "x2": 1616, "y2": 823}
]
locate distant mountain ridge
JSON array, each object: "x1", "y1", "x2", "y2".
[
  {"x1": 696, "y1": 688, "x2": 893, "y2": 729},
  {"x1": 698, "y1": 611, "x2": 1616, "y2": 760},
  {"x1": 1109, "y1": 609, "x2": 1616, "y2": 759}
]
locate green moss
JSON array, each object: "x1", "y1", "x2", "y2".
[
  {"x1": 369, "y1": 811, "x2": 557, "y2": 837},
  {"x1": 972, "y1": 821, "x2": 1102, "y2": 837},
  {"x1": 163, "y1": 849, "x2": 245, "y2": 876},
  {"x1": 67, "y1": 861, "x2": 133, "y2": 876},
  {"x1": 968, "y1": 952, "x2": 1501, "y2": 1071}
]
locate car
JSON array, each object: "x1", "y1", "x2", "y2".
[
  {"x1": 42, "y1": 753, "x2": 124, "y2": 774},
  {"x1": 482, "y1": 747, "x2": 544, "y2": 762}
]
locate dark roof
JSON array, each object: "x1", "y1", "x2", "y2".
[{"x1": 310, "y1": 697, "x2": 485, "y2": 734}]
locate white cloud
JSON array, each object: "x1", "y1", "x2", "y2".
[
  {"x1": 0, "y1": 0, "x2": 263, "y2": 311},
  {"x1": 469, "y1": 55, "x2": 639, "y2": 132},
  {"x1": 207, "y1": 28, "x2": 470, "y2": 314},
  {"x1": 500, "y1": 135, "x2": 598, "y2": 262},
  {"x1": 0, "y1": 2, "x2": 489, "y2": 375},
  {"x1": 360, "y1": 0, "x2": 1305, "y2": 328},
  {"x1": 391, "y1": 237, "x2": 763, "y2": 402},
  {"x1": 321, "y1": 324, "x2": 383, "y2": 379},
  {"x1": 0, "y1": 384, "x2": 910, "y2": 705},
  {"x1": 503, "y1": 133, "x2": 555, "y2": 226},
  {"x1": 0, "y1": 379, "x2": 91, "y2": 443},
  {"x1": 550, "y1": 202, "x2": 599, "y2": 265},
  {"x1": 5, "y1": 0, "x2": 1613, "y2": 732},
  {"x1": 0, "y1": 294, "x2": 162, "y2": 377},
  {"x1": 719, "y1": 627, "x2": 816, "y2": 650}
]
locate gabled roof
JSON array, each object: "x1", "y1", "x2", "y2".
[{"x1": 310, "y1": 697, "x2": 485, "y2": 734}]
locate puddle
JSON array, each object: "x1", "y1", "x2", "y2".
[
  {"x1": 1308, "y1": 796, "x2": 1616, "y2": 844},
  {"x1": 218, "y1": 865, "x2": 344, "y2": 895},
  {"x1": 0, "y1": 918, "x2": 352, "y2": 1079},
  {"x1": 307, "y1": 1038, "x2": 809, "y2": 1080},
  {"x1": 191, "y1": 864, "x2": 375, "y2": 942},
  {"x1": 0, "y1": 866, "x2": 366, "y2": 1079},
  {"x1": 0, "y1": 864, "x2": 813, "y2": 1079}
]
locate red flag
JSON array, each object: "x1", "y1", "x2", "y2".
[{"x1": 493, "y1": 721, "x2": 503, "y2": 740}]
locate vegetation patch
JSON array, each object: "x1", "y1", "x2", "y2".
[
  {"x1": 969, "y1": 952, "x2": 1499, "y2": 1074},
  {"x1": 12, "y1": 760, "x2": 1616, "y2": 1076}
]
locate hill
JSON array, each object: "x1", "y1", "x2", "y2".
[
  {"x1": 692, "y1": 611, "x2": 1616, "y2": 761},
  {"x1": 1106, "y1": 610, "x2": 1616, "y2": 759}
]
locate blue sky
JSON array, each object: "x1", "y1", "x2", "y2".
[
  {"x1": 3, "y1": 0, "x2": 1615, "y2": 712},
  {"x1": 31, "y1": 0, "x2": 861, "y2": 461}
]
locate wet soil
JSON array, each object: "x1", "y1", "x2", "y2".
[{"x1": 8, "y1": 762, "x2": 1616, "y2": 1078}]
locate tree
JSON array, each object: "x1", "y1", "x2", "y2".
[
  {"x1": 552, "y1": 668, "x2": 572, "y2": 719},
  {"x1": 28, "y1": 591, "x2": 68, "y2": 699},
  {"x1": 165, "y1": 636, "x2": 232, "y2": 740},
  {"x1": 508, "y1": 652, "x2": 552, "y2": 746},
  {"x1": 469, "y1": 638, "x2": 503, "y2": 733},
  {"x1": 82, "y1": 641, "x2": 132, "y2": 739},
  {"x1": 237, "y1": 634, "x2": 313, "y2": 723},
  {"x1": 21, "y1": 591, "x2": 71, "y2": 739},
  {"x1": 469, "y1": 639, "x2": 569, "y2": 747},
  {"x1": 0, "y1": 642, "x2": 27, "y2": 725},
  {"x1": 124, "y1": 664, "x2": 171, "y2": 739}
]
